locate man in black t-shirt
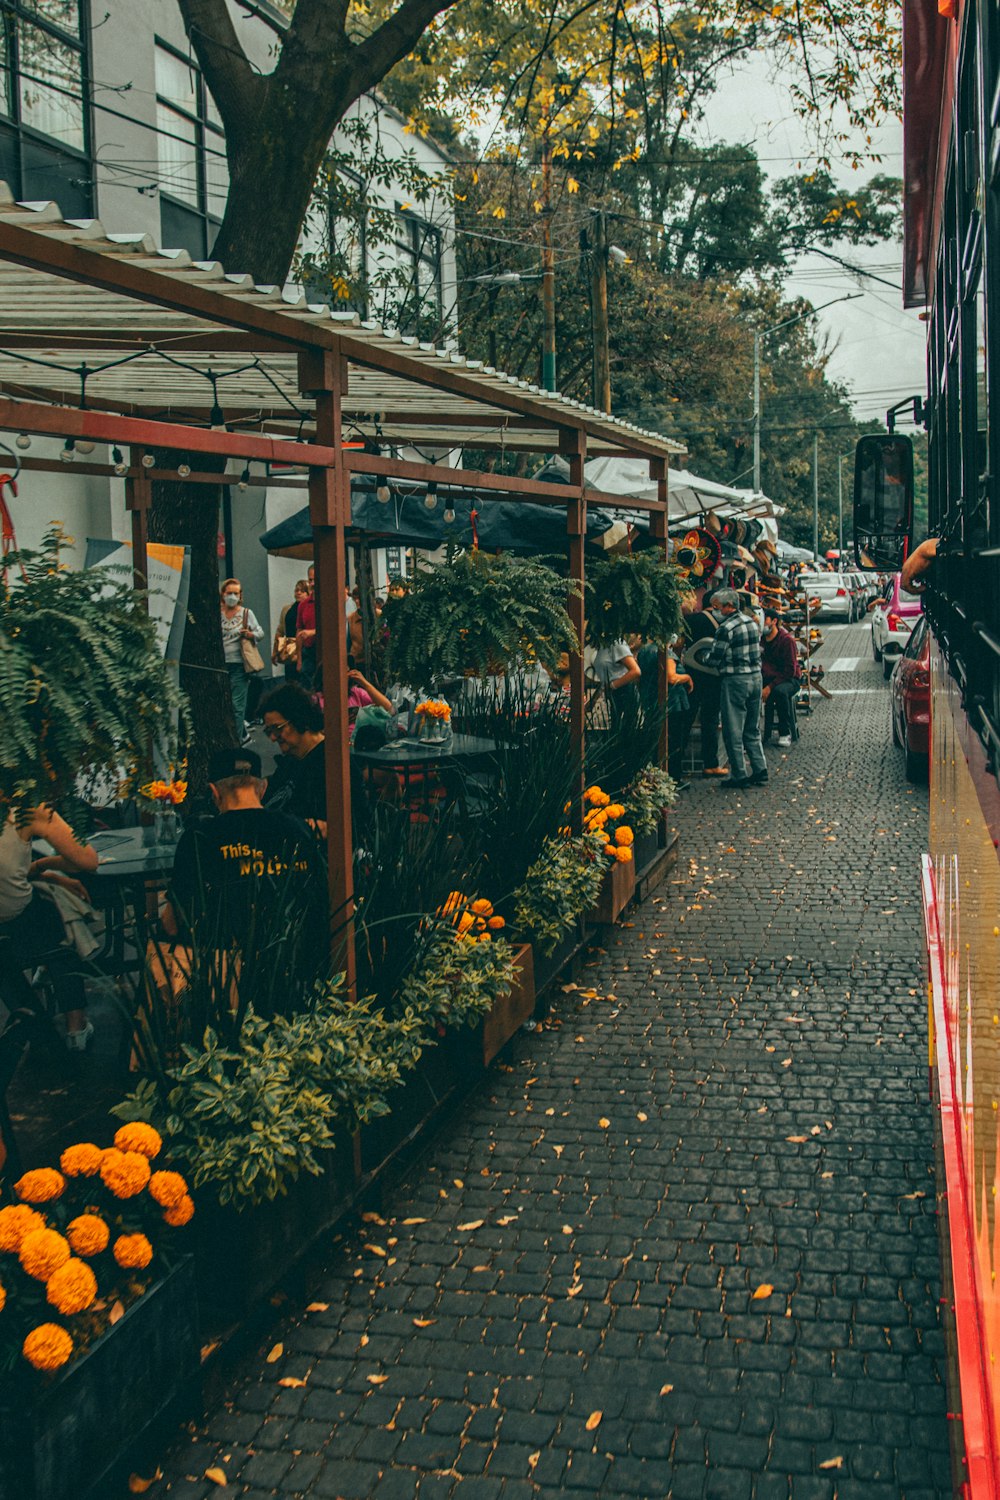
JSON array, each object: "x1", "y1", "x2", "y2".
[{"x1": 164, "y1": 748, "x2": 322, "y2": 953}]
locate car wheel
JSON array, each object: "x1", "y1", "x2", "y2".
[
  {"x1": 883, "y1": 657, "x2": 894, "y2": 680},
  {"x1": 872, "y1": 633, "x2": 883, "y2": 662},
  {"x1": 891, "y1": 709, "x2": 902, "y2": 746},
  {"x1": 905, "y1": 747, "x2": 929, "y2": 783}
]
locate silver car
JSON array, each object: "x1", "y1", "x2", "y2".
[{"x1": 796, "y1": 571, "x2": 853, "y2": 621}]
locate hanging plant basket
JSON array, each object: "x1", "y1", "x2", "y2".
[{"x1": 585, "y1": 552, "x2": 682, "y2": 649}]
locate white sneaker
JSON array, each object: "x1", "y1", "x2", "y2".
[{"x1": 777, "y1": 735, "x2": 792, "y2": 748}]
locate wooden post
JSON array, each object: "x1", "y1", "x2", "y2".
[
  {"x1": 649, "y1": 458, "x2": 670, "y2": 773},
  {"x1": 298, "y1": 348, "x2": 356, "y2": 997},
  {"x1": 125, "y1": 456, "x2": 151, "y2": 598},
  {"x1": 562, "y1": 429, "x2": 587, "y2": 826}
]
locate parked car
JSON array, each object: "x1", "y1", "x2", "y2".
[
  {"x1": 870, "y1": 573, "x2": 923, "y2": 677},
  {"x1": 796, "y1": 571, "x2": 853, "y2": 620},
  {"x1": 844, "y1": 571, "x2": 870, "y2": 620},
  {"x1": 890, "y1": 613, "x2": 930, "y2": 781}
]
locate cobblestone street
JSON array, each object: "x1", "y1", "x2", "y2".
[{"x1": 156, "y1": 619, "x2": 951, "y2": 1500}]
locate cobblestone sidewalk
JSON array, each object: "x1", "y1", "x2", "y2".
[{"x1": 155, "y1": 622, "x2": 950, "y2": 1500}]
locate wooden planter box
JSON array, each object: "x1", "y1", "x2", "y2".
[
  {"x1": 531, "y1": 922, "x2": 586, "y2": 1016},
  {"x1": 633, "y1": 817, "x2": 678, "y2": 902},
  {"x1": 480, "y1": 943, "x2": 535, "y2": 1065},
  {"x1": 0, "y1": 1257, "x2": 199, "y2": 1500},
  {"x1": 359, "y1": 1045, "x2": 458, "y2": 1176},
  {"x1": 193, "y1": 1143, "x2": 355, "y2": 1323},
  {"x1": 589, "y1": 854, "x2": 636, "y2": 924}
]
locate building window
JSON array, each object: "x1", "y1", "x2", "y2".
[
  {"x1": 0, "y1": 0, "x2": 92, "y2": 215},
  {"x1": 154, "y1": 42, "x2": 228, "y2": 259},
  {"x1": 302, "y1": 168, "x2": 368, "y2": 312},
  {"x1": 394, "y1": 211, "x2": 443, "y2": 335}
]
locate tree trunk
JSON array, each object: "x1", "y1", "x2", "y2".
[{"x1": 148, "y1": 456, "x2": 235, "y2": 798}]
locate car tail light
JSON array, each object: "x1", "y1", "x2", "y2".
[
  {"x1": 836, "y1": 587, "x2": 847, "y2": 597},
  {"x1": 911, "y1": 668, "x2": 930, "y2": 690},
  {"x1": 887, "y1": 612, "x2": 909, "y2": 631}
]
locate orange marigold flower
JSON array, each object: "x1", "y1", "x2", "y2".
[
  {"x1": 440, "y1": 890, "x2": 464, "y2": 916},
  {"x1": 0, "y1": 1204, "x2": 46, "y2": 1252},
  {"x1": 163, "y1": 1194, "x2": 195, "y2": 1228},
  {"x1": 19, "y1": 1228, "x2": 71, "y2": 1282},
  {"x1": 487, "y1": 915, "x2": 505, "y2": 930},
  {"x1": 594, "y1": 791, "x2": 610, "y2": 807},
  {"x1": 23, "y1": 1323, "x2": 73, "y2": 1372},
  {"x1": 113, "y1": 1122, "x2": 163, "y2": 1160},
  {"x1": 614, "y1": 826, "x2": 634, "y2": 846},
  {"x1": 615, "y1": 846, "x2": 633, "y2": 863},
  {"x1": 603, "y1": 843, "x2": 617, "y2": 857},
  {"x1": 100, "y1": 1148, "x2": 151, "y2": 1199},
  {"x1": 148, "y1": 1170, "x2": 188, "y2": 1210},
  {"x1": 477, "y1": 932, "x2": 492, "y2": 943},
  {"x1": 470, "y1": 898, "x2": 493, "y2": 916},
  {"x1": 59, "y1": 1142, "x2": 103, "y2": 1178},
  {"x1": 456, "y1": 912, "x2": 475, "y2": 935},
  {"x1": 66, "y1": 1214, "x2": 110, "y2": 1258},
  {"x1": 14, "y1": 1168, "x2": 65, "y2": 1204},
  {"x1": 0, "y1": 1281, "x2": 6, "y2": 1312},
  {"x1": 113, "y1": 1233, "x2": 153, "y2": 1270},
  {"x1": 584, "y1": 785, "x2": 603, "y2": 804},
  {"x1": 46, "y1": 1258, "x2": 97, "y2": 1315}
]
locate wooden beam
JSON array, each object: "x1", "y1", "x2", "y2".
[
  {"x1": 562, "y1": 428, "x2": 588, "y2": 826},
  {"x1": 649, "y1": 457, "x2": 670, "y2": 774},
  {"x1": 124, "y1": 456, "x2": 151, "y2": 597}
]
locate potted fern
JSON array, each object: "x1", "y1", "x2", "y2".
[{"x1": 585, "y1": 551, "x2": 682, "y2": 649}]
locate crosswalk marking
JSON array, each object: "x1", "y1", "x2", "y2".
[{"x1": 829, "y1": 656, "x2": 861, "y2": 672}]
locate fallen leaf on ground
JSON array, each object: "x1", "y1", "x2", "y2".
[
  {"x1": 204, "y1": 1469, "x2": 228, "y2": 1487},
  {"x1": 637, "y1": 1111, "x2": 648, "y2": 1122},
  {"x1": 110, "y1": 1300, "x2": 124, "y2": 1325},
  {"x1": 659, "y1": 1384, "x2": 673, "y2": 1396},
  {"x1": 359, "y1": 1334, "x2": 369, "y2": 1347},
  {"x1": 497, "y1": 1215, "x2": 518, "y2": 1226},
  {"x1": 200, "y1": 1340, "x2": 220, "y2": 1359},
  {"x1": 810, "y1": 1126, "x2": 821, "y2": 1136},
  {"x1": 752, "y1": 1284, "x2": 774, "y2": 1300},
  {"x1": 562, "y1": 1224, "x2": 573, "y2": 1235},
  {"x1": 457, "y1": 1220, "x2": 484, "y2": 1231},
  {"x1": 566, "y1": 1280, "x2": 583, "y2": 1298},
  {"x1": 266, "y1": 1343, "x2": 284, "y2": 1363},
  {"x1": 585, "y1": 1411, "x2": 603, "y2": 1431},
  {"x1": 786, "y1": 1136, "x2": 807, "y2": 1144},
  {"x1": 552, "y1": 1145, "x2": 564, "y2": 1157},
  {"x1": 781, "y1": 1058, "x2": 792, "y2": 1068},
  {"x1": 305, "y1": 1303, "x2": 329, "y2": 1313},
  {"x1": 528, "y1": 1452, "x2": 540, "y2": 1470},
  {"x1": 525, "y1": 1077, "x2": 538, "y2": 1086},
  {"x1": 402, "y1": 1218, "x2": 426, "y2": 1226},
  {"x1": 364, "y1": 1244, "x2": 386, "y2": 1257},
  {"x1": 453, "y1": 1179, "x2": 464, "y2": 1188},
  {"x1": 367, "y1": 1374, "x2": 389, "y2": 1385},
  {"x1": 598, "y1": 1118, "x2": 610, "y2": 1129},
  {"x1": 361, "y1": 1212, "x2": 387, "y2": 1226},
  {"x1": 278, "y1": 1376, "x2": 308, "y2": 1388},
  {"x1": 413, "y1": 1318, "x2": 436, "y2": 1328},
  {"x1": 818, "y1": 1456, "x2": 844, "y2": 1470},
  {"x1": 128, "y1": 1471, "x2": 162, "y2": 1494}
]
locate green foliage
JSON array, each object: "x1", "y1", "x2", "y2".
[
  {"x1": 0, "y1": 529, "x2": 186, "y2": 812},
  {"x1": 399, "y1": 925, "x2": 518, "y2": 1029},
  {"x1": 586, "y1": 553, "x2": 682, "y2": 649},
  {"x1": 585, "y1": 691, "x2": 666, "y2": 801},
  {"x1": 384, "y1": 550, "x2": 579, "y2": 690},
  {"x1": 113, "y1": 984, "x2": 410, "y2": 1208},
  {"x1": 625, "y1": 764, "x2": 679, "y2": 835},
  {"x1": 513, "y1": 832, "x2": 606, "y2": 955}
]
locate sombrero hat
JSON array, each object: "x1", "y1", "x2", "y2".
[
  {"x1": 672, "y1": 526, "x2": 722, "y2": 581},
  {"x1": 681, "y1": 637, "x2": 720, "y2": 676}
]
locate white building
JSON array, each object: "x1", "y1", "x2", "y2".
[{"x1": 0, "y1": 0, "x2": 456, "y2": 644}]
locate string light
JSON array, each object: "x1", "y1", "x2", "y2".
[
  {"x1": 76, "y1": 439, "x2": 95, "y2": 455},
  {"x1": 424, "y1": 482, "x2": 438, "y2": 511},
  {"x1": 375, "y1": 483, "x2": 391, "y2": 503},
  {"x1": 177, "y1": 462, "x2": 191, "y2": 478},
  {"x1": 238, "y1": 465, "x2": 251, "y2": 491},
  {"x1": 60, "y1": 438, "x2": 75, "y2": 462},
  {"x1": 141, "y1": 452, "x2": 155, "y2": 468},
  {"x1": 112, "y1": 446, "x2": 127, "y2": 476},
  {"x1": 15, "y1": 433, "x2": 31, "y2": 450},
  {"x1": 443, "y1": 501, "x2": 456, "y2": 523}
]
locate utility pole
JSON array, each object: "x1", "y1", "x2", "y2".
[
  {"x1": 812, "y1": 433, "x2": 820, "y2": 559},
  {"x1": 753, "y1": 333, "x2": 761, "y2": 493},
  {"x1": 837, "y1": 454, "x2": 845, "y2": 559},
  {"x1": 541, "y1": 134, "x2": 556, "y2": 392},
  {"x1": 589, "y1": 209, "x2": 611, "y2": 413}
]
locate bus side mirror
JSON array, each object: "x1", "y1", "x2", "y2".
[{"x1": 853, "y1": 434, "x2": 914, "y2": 571}]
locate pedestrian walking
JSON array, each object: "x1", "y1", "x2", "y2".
[
  {"x1": 682, "y1": 590, "x2": 726, "y2": 776},
  {"x1": 761, "y1": 605, "x2": 799, "y2": 746},
  {"x1": 272, "y1": 578, "x2": 309, "y2": 681},
  {"x1": 220, "y1": 578, "x2": 265, "y2": 743},
  {"x1": 704, "y1": 588, "x2": 768, "y2": 788}
]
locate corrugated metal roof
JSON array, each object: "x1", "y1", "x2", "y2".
[{"x1": 0, "y1": 188, "x2": 684, "y2": 461}]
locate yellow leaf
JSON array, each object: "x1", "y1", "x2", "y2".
[
  {"x1": 266, "y1": 1343, "x2": 284, "y2": 1363},
  {"x1": 637, "y1": 1112, "x2": 648, "y2": 1122},
  {"x1": 128, "y1": 1471, "x2": 162, "y2": 1494},
  {"x1": 453, "y1": 1179, "x2": 464, "y2": 1189},
  {"x1": 306, "y1": 1302, "x2": 329, "y2": 1313},
  {"x1": 528, "y1": 1451, "x2": 540, "y2": 1470},
  {"x1": 818, "y1": 1456, "x2": 844, "y2": 1470},
  {"x1": 205, "y1": 1469, "x2": 228, "y2": 1487},
  {"x1": 585, "y1": 1410, "x2": 602, "y2": 1431},
  {"x1": 365, "y1": 1244, "x2": 386, "y2": 1257},
  {"x1": 412, "y1": 1318, "x2": 436, "y2": 1328},
  {"x1": 552, "y1": 1145, "x2": 564, "y2": 1157},
  {"x1": 659, "y1": 1384, "x2": 673, "y2": 1396},
  {"x1": 200, "y1": 1340, "x2": 220, "y2": 1360},
  {"x1": 562, "y1": 1225, "x2": 573, "y2": 1235},
  {"x1": 598, "y1": 1118, "x2": 610, "y2": 1129},
  {"x1": 109, "y1": 1300, "x2": 125, "y2": 1325},
  {"x1": 752, "y1": 1284, "x2": 774, "y2": 1300},
  {"x1": 402, "y1": 1218, "x2": 426, "y2": 1225},
  {"x1": 367, "y1": 1373, "x2": 389, "y2": 1385},
  {"x1": 362, "y1": 1212, "x2": 387, "y2": 1226},
  {"x1": 497, "y1": 1215, "x2": 518, "y2": 1226},
  {"x1": 786, "y1": 1136, "x2": 808, "y2": 1144},
  {"x1": 278, "y1": 1376, "x2": 308, "y2": 1388},
  {"x1": 567, "y1": 176, "x2": 580, "y2": 193},
  {"x1": 457, "y1": 1220, "x2": 484, "y2": 1232}
]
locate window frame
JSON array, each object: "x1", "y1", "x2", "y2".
[
  {"x1": 0, "y1": 0, "x2": 92, "y2": 214},
  {"x1": 393, "y1": 208, "x2": 444, "y2": 335},
  {"x1": 153, "y1": 37, "x2": 227, "y2": 259}
]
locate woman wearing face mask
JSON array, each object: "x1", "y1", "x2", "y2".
[{"x1": 220, "y1": 578, "x2": 264, "y2": 743}]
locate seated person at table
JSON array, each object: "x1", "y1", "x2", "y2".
[
  {"x1": 261, "y1": 682, "x2": 328, "y2": 826},
  {"x1": 162, "y1": 748, "x2": 321, "y2": 948},
  {"x1": 0, "y1": 805, "x2": 99, "y2": 1049}
]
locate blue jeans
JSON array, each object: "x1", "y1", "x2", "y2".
[
  {"x1": 720, "y1": 671, "x2": 767, "y2": 780},
  {"x1": 227, "y1": 661, "x2": 250, "y2": 738}
]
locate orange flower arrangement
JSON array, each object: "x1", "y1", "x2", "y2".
[
  {"x1": 148, "y1": 1170, "x2": 189, "y2": 1210},
  {"x1": 414, "y1": 699, "x2": 451, "y2": 721},
  {"x1": 14, "y1": 1168, "x2": 65, "y2": 1204},
  {"x1": 113, "y1": 1122, "x2": 163, "y2": 1160},
  {"x1": 436, "y1": 891, "x2": 504, "y2": 943},
  {"x1": 19, "y1": 1228, "x2": 71, "y2": 1282},
  {"x1": 60, "y1": 1142, "x2": 103, "y2": 1178},
  {"x1": 23, "y1": 1323, "x2": 73, "y2": 1372},
  {"x1": 163, "y1": 1195, "x2": 195, "y2": 1228},
  {"x1": 583, "y1": 785, "x2": 634, "y2": 864},
  {"x1": 138, "y1": 778, "x2": 187, "y2": 805},
  {"x1": 113, "y1": 1233, "x2": 153, "y2": 1270},
  {"x1": 99, "y1": 1148, "x2": 151, "y2": 1199},
  {"x1": 66, "y1": 1214, "x2": 110, "y2": 1258},
  {"x1": 0, "y1": 1203, "x2": 46, "y2": 1252},
  {"x1": 46, "y1": 1258, "x2": 98, "y2": 1315}
]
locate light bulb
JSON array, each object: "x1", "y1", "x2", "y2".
[
  {"x1": 141, "y1": 452, "x2": 155, "y2": 468},
  {"x1": 76, "y1": 439, "x2": 95, "y2": 455},
  {"x1": 177, "y1": 463, "x2": 191, "y2": 478},
  {"x1": 238, "y1": 465, "x2": 250, "y2": 491},
  {"x1": 15, "y1": 433, "x2": 30, "y2": 450},
  {"x1": 60, "y1": 439, "x2": 75, "y2": 462},
  {"x1": 424, "y1": 484, "x2": 438, "y2": 511},
  {"x1": 443, "y1": 504, "x2": 456, "y2": 524},
  {"x1": 112, "y1": 446, "x2": 127, "y2": 476},
  {"x1": 375, "y1": 483, "x2": 391, "y2": 504}
]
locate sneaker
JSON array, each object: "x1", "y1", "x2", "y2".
[
  {"x1": 719, "y1": 778, "x2": 750, "y2": 789},
  {"x1": 65, "y1": 1020, "x2": 95, "y2": 1052},
  {"x1": 749, "y1": 772, "x2": 769, "y2": 785},
  {"x1": 777, "y1": 736, "x2": 792, "y2": 748}
]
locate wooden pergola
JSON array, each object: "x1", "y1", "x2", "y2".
[{"x1": 0, "y1": 187, "x2": 685, "y2": 988}]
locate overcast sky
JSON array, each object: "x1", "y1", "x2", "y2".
[{"x1": 700, "y1": 56, "x2": 928, "y2": 434}]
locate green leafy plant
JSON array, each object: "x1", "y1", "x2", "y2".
[
  {"x1": 585, "y1": 689, "x2": 666, "y2": 800},
  {"x1": 399, "y1": 922, "x2": 518, "y2": 1029},
  {"x1": 513, "y1": 831, "x2": 607, "y2": 955},
  {"x1": 585, "y1": 552, "x2": 682, "y2": 649},
  {"x1": 625, "y1": 763, "x2": 679, "y2": 834},
  {"x1": 384, "y1": 550, "x2": 579, "y2": 691},
  {"x1": 0, "y1": 529, "x2": 186, "y2": 813}
]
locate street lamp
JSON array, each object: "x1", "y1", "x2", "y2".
[
  {"x1": 837, "y1": 451, "x2": 853, "y2": 560},
  {"x1": 752, "y1": 293, "x2": 862, "y2": 493}
]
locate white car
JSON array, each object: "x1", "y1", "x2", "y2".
[
  {"x1": 871, "y1": 573, "x2": 923, "y2": 678},
  {"x1": 796, "y1": 571, "x2": 853, "y2": 620}
]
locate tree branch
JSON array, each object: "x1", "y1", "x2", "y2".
[
  {"x1": 349, "y1": 0, "x2": 471, "y2": 99},
  {"x1": 176, "y1": 0, "x2": 264, "y2": 130}
]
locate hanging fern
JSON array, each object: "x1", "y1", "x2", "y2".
[
  {"x1": 0, "y1": 529, "x2": 187, "y2": 812},
  {"x1": 585, "y1": 552, "x2": 683, "y2": 649},
  {"x1": 384, "y1": 550, "x2": 579, "y2": 690}
]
